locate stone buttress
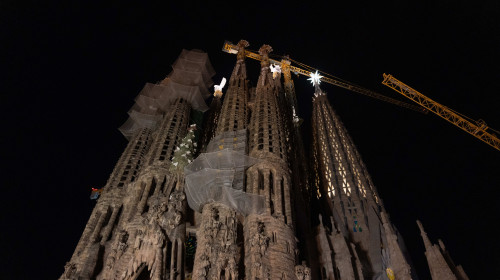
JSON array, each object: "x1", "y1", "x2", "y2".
[{"x1": 244, "y1": 44, "x2": 297, "y2": 280}]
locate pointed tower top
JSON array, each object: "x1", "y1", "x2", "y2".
[
  {"x1": 236, "y1": 40, "x2": 249, "y2": 61},
  {"x1": 259, "y1": 44, "x2": 273, "y2": 68},
  {"x1": 416, "y1": 220, "x2": 424, "y2": 232},
  {"x1": 259, "y1": 44, "x2": 273, "y2": 56},
  {"x1": 229, "y1": 40, "x2": 249, "y2": 82},
  {"x1": 416, "y1": 220, "x2": 433, "y2": 249},
  {"x1": 237, "y1": 39, "x2": 249, "y2": 48},
  {"x1": 438, "y1": 239, "x2": 446, "y2": 251}
]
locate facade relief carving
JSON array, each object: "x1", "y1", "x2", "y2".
[
  {"x1": 62, "y1": 262, "x2": 77, "y2": 279},
  {"x1": 162, "y1": 190, "x2": 186, "y2": 239},
  {"x1": 294, "y1": 263, "x2": 311, "y2": 280},
  {"x1": 194, "y1": 205, "x2": 240, "y2": 280},
  {"x1": 250, "y1": 222, "x2": 270, "y2": 280},
  {"x1": 114, "y1": 188, "x2": 186, "y2": 280}
]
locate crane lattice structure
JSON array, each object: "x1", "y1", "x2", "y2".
[
  {"x1": 222, "y1": 41, "x2": 426, "y2": 113},
  {"x1": 382, "y1": 74, "x2": 500, "y2": 151},
  {"x1": 223, "y1": 41, "x2": 499, "y2": 152}
]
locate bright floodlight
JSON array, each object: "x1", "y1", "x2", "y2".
[{"x1": 308, "y1": 71, "x2": 323, "y2": 86}]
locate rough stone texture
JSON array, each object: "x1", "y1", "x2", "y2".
[
  {"x1": 192, "y1": 203, "x2": 239, "y2": 280},
  {"x1": 199, "y1": 96, "x2": 222, "y2": 153},
  {"x1": 146, "y1": 98, "x2": 191, "y2": 166},
  {"x1": 105, "y1": 128, "x2": 153, "y2": 189},
  {"x1": 189, "y1": 40, "x2": 249, "y2": 280},
  {"x1": 417, "y1": 220, "x2": 469, "y2": 280},
  {"x1": 216, "y1": 40, "x2": 249, "y2": 135},
  {"x1": 380, "y1": 212, "x2": 412, "y2": 280},
  {"x1": 244, "y1": 215, "x2": 296, "y2": 280}
]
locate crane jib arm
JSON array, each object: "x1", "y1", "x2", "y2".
[
  {"x1": 222, "y1": 41, "x2": 426, "y2": 113},
  {"x1": 382, "y1": 74, "x2": 500, "y2": 152}
]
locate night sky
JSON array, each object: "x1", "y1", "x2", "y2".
[{"x1": 1, "y1": 1, "x2": 499, "y2": 279}]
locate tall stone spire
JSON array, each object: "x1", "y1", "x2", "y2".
[
  {"x1": 199, "y1": 94, "x2": 222, "y2": 152},
  {"x1": 417, "y1": 220, "x2": 468, "y2": 280},
  {"x1": 438, "y1": 240, "x2": 470, "y2": 280},
  {"x1": 244, "y1": 44, "x2": 298, "y2": 280},
  {"x1": 248, "y1": 44, "x2": 287, "y2": 162},
  {"x1": 190, "y1": 40, "x2": 252, "y2": 280},
  {"x1": 311, "y1": 86, "x2": 414, "y2": 278},
  {"x1": 311, "y1": 89, "x2": 381, "y2": 246},
  {"x1": 216, "y1": 40, "x2": 250, "y2": 134}
]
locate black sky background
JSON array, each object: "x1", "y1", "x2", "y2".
[{"x1": 1, "y1": 1, "x2": 499, "y2": 279}]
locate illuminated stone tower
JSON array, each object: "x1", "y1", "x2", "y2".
[
  {"x1": 244, "y1": 44, "x2": 298, "y2": 280},
  {"x1": 190, "y1": 39, "x2": 251, "y2": 280},
  {"x1": 312, "y1": 87, "x2": 412, "y2": 279}
]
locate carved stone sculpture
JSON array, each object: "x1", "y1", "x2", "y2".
[
  {"x1": 63, "y1": 262, "x2": 77, "y2": 278},
  {"x1": 295, "y1": 265, "x2": 304, "y2": 280}
]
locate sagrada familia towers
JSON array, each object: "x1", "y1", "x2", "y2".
[{"x1": 60, "y1": 40, "x2": 469, "y2": 280}]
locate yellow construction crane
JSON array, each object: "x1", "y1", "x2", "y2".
[
  {"x1": 222, "y1": 41, "x2": 427, "y2": 114},
  {"x1": 382, "y1": 74, "x2": 500, "y2": 151},
  {"x1": 222, "y1": 41, "x2": 499, "y2": 152}
]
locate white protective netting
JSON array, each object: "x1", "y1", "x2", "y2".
[
  {"x1": 167, "y1": 70, "x2": 212, "y2": 99},
  {"x1": 184, "y1": 149, "x2": 265, "y2": 215},
  {"x1": 172, "y1": 51, "x2": 215, "y2": 88},
  {"x1": 119, "y1": 49, "x2": 215, "y2": 140},
  {"x1": 174, "y1": 49, "x2": 216, "y2": 76},
  {"x1": 155, "y1": 81, "x2": 209, "y2": 111},
  {"x1": 119, "y1": 118, "x2": 145, "y2": 139}
]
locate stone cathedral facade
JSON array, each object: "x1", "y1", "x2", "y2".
[{"x1": 61, "y1": 41, "x2": 469, "y2": 280}]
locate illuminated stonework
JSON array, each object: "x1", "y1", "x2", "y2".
[
  {"x1": 312, "y1": 92, "x2": 412, "y2": 278},
  {"x1": 60, "y1": 42, "x2": 468, "y2": 280}
]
